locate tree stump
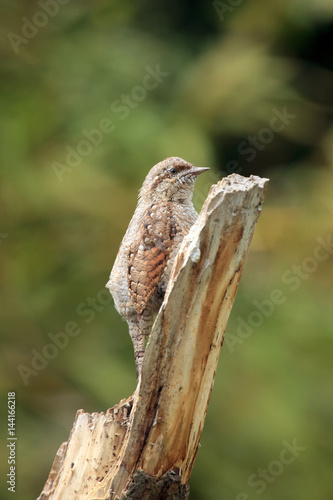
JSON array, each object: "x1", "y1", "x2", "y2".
[{"x1": 38, "y1": 174, "x2": 269, "y2": 500}]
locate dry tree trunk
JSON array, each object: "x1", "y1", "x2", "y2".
[{"x1": 38, "y1": 174, "x2": 269, "y2": 500}]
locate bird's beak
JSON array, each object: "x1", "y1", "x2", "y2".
[{"x1": 188, "y1": 166, "x2": 210, "y2": 177}]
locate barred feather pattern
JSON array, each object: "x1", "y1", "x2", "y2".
[{"x1": 106, "y1": 157, "x2": 208, "y2": 378}]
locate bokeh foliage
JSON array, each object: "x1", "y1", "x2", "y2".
[{"x1": 1, "y1": 1, "x2": 333, "y2": 499}]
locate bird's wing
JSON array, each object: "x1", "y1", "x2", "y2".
[{"x1": 127, "y1": 203, "x2": 175, "y2": 315}]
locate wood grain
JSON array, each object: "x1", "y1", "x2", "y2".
[{"x1": 38, "y1": 174, "x2": 269, "y2": 500}]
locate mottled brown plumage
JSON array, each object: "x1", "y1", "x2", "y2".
[
  {"x1": 106, "y1": 157, "x2": 209, "y2": 378},
  {"x1": 128, "y1": 201, "x2": 176, "y2": 315}
]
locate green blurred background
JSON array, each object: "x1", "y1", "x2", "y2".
[{"x1": 1, "y1": 1, "x2": 333, "y2": 499}]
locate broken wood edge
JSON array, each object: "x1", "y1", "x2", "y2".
[
  {"x1": 38, "y1": 174, "x2": 269, "y2": 500},
  {"x1": 37, "y1": 398, "x2": 133, "y2": 500}
]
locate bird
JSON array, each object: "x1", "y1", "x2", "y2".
[{"x1": 106, "y1": 157, "x2": 209, "y2": 378}]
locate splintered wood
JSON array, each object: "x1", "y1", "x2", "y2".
[{"x1": 38, "y1": 174, "x2": 269, "y2": 500}]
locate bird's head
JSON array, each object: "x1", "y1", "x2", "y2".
[{"x1": 139, "y1": 157, "x2": 209, "y2": 203}]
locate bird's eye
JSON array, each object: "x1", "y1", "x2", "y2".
[{"x1": 169, "y1": 167, "x2": 178, "y2": 175}]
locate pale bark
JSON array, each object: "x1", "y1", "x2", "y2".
[{"x1": 38, "y1": 174, "x2": 269, "y2": 500}]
